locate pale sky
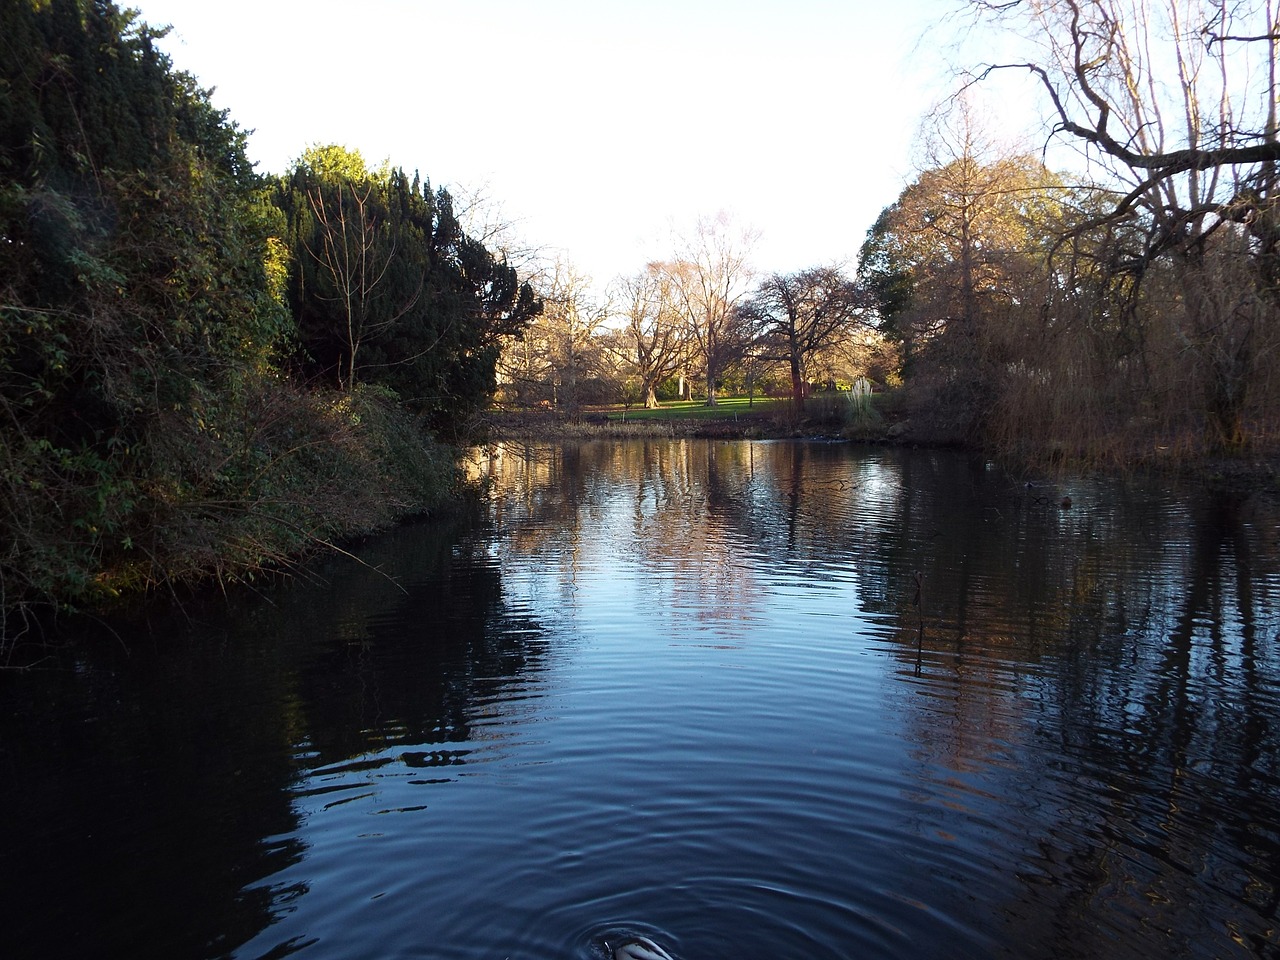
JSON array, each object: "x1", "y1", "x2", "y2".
[{"x1": 134, "y1": 0, "x2": 976, "y2": 290}]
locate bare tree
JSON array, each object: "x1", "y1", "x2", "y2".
[
  {"x1": 495, "y1": 255, "x2": 603, "y2": 409},
  {"x1": 744, "y1": 267, "x2": 866, "y2": 411},
  {"x1": 966, "y1": 0, "x2": 1280, "y2": 448},
  {"x1": 658, "y1": 213, "x2": 758, "y2": 406},
  {"x1": 608, "y1": 265, "x2": 687, "y2": 408},
  {"x1": 304, "y1": 179, "x2": 420, "y2": 392},
  {"x1": 496, "y1": 320, "x2": 556, "y2": 407},
  {"x1": 528, "y1": 256, "x2": 608, "y2": 414},
  {"x1": 450, "y1": 179, "x2": 545, "y2": 280}
]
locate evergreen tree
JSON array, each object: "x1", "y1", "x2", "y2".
[
  {"x1": 274, "y1": 149, "x2": 539, "y2": 430},
  {"x1": 1, "y1": 0, "x2": 285, "y2": 609}
]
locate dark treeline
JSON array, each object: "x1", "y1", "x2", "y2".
[
  {"x1": 0, "y1": 0, "x2": 538, "y2": 642},
  {"x1": 274, "y1": 145, "x2": 538, "y2": 426}
]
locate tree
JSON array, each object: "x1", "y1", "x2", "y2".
[
  {"x1": 496, "y1": 256, "x2": 606, "y2": 412},
  {"x1": 967, "y1": 0, "x2": 1280, "y2": 449},
  {"x1": 743, "y1": 267, "x2": 865, "y2": 410},
  {"x1": 0, "y1": 0, "x2": 286, "y2": 611},
  {"x1": 857, "y1": 115, "x2": 1059, "y2": 438},
  {"x1": 289, "y1": 146, "x2": 415, "y2": 392},
  {"x1": 274, "y1": 152, "x2": 539, "y2": 425},
  {"x1": 857, "y1": 205, "x2": 916, "y2": 344},
  {"x1": 609, "y1": 265, "x2": 687, "y2": 408},
  {"x1": 539, "y1": 258, "x2": 609, "y2": 413},
  {"x1": 658, "y1": 214, "x2": 758, "y2": 406},
  {"x1": 450, "y1": 179, "x2": 544, "y2": 280}
]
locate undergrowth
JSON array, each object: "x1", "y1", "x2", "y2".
[{"x1": 1, "y1": 379, "x2": 459, "y2": 657}]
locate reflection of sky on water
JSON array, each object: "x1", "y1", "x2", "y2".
[
  {"x1": 6, "y1": 440, "x2": 1278, "y2": 960},
  {"x1": 284, "y1": 441, "x2": 1280, "y2": 959}
]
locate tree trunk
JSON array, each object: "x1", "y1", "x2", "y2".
[
  {"x1": 1181, "y1": 260, "x2": 1254, "y2": 453},
  {"x1": 789, "y1": 351, "x2": 805, "y2": 411}
]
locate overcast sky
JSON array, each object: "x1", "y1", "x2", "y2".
[{"x1": 133, "y1": 0, "x2": 994, "y2": 289}]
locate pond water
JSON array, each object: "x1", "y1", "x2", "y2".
[{"x1": 3, "y1": 440, "x2": 1279, "y2": 960}]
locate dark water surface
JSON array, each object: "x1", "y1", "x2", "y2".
[{"x1": 3, "y1": 441, "x2": 1279, "y2": 960}]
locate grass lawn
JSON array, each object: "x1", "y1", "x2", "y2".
[{"x1": 605, "y1": 397, "x2": 787, "y2": 421}]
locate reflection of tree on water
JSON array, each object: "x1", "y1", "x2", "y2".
[
  {"x1": 0, "y1": 510, "x2": 551, "y2": 960},
  {"x1": 0, "y1": 622, "x2": 308, "y2": 960},
  {"x1": 479, "y1": 440, "x2": 775, "y2": 636},
  {"x1": 280, "y1": 518, "x2": 550, "y2": 766},
  {"x1": 1012, "y1": 491, "x2": 1280, "y2": 958},
  {"x1": 875, "y1": 466, "x2": 1280, "y2": 957},
  {"x1": 479, "y1": 439, "x2": 1280, "y2": 956}
]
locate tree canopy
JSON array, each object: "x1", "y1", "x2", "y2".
[
  {"x1": 0, "y1": 0, "x2": 539, "y2": 625},
  {"x1": 273, "y1": 146, "x2": 540, "y2": 429},
  {"x1": 743, "y1": 267, "x2": 865, "y2": 410}
]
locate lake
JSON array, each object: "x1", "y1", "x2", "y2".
[{"x1": 2, "y1": 439, "x2": 1278, "y2": 960}]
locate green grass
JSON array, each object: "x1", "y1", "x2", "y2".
[{"x1": 607, "y1": 397, "x2": 786, "y2": 421}]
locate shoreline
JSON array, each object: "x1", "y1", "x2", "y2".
[
  {"x1": 8, "y1": 410, "x2": 1274, "y2": 659},
  {"x1": 478, "y1": 408, "x2": 1280, "y2": 488}
]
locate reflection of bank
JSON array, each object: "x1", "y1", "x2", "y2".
[
  {"x1": 279, "y1": 517, "x2": 554, "y2": 768},
  {"x1": 231, "y1": 513, "x2": 556, "y2": 958},
  {"x1": 0, "y1": 607, "x2": 311, "y2": 960}
]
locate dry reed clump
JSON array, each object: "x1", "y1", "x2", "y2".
[
  {"x1": 974, "y1": 235, "x2": 1280, "y2": 471},
  {"x1": 481, "y1": 409, "x2": 700, "y2": 441},
  {"x1": 790, "y1": 391, "x2": 888, "y2": 440}
]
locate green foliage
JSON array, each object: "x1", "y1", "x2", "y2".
[
  {"x1": 0, "y1": 1, "x2": 534, "y2": 639},
  {"x1": 272, "y1": 151, "x2": 540, "y2": 433},
  {"x1": 0, "y1": 0, "x2": 303, "y2": 625},
  {"x1": 856, "y1": 205, "x2": 915, "y2": 341}
]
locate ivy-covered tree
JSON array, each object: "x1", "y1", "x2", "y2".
[{"x1": 1, "y1": 0, "x2": 287, "y2": 612}]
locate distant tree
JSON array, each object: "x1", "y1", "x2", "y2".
[
  {"x1": 743, "y1": 267, "x2": 866, "y2": 410},
  {"x1": 536, "y1": 257, "x2": 608, "y2": 413},
  {"x1": 495, "y1": 318, "x2": 555, "y2": 407},
  {"x1": 609, "y1": 265, "x2": 687, "y2": 408},
  {"x1": 658, "y1": 214, "x2": 758, "y2": 406},
  {"x1": 496, "y1": 256, "x2": 606, "y2": 412}
]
